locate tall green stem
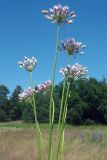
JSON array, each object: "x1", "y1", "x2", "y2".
[
  {"x1": 48, "y1": 25, "x2": 60, "y2": 160},
  {"x1": 29, "y1": 72, "x2": 46, "y2": 160},
  {"x1": 56, "y1": 55, "x2": 70, "y2": 135},
  {"x1": 55, "y1": 82, "x2": 70, "y2": 160},
  {"x1": 59, "y1": 82, "x2": 70, "y2": 160},
  {"x1": 59, "y1": 130, "x2": 64, "y2": 160},
  {"x1": 62, "y1": 82, "x2": 70, "y2": 124},
  {"x1": 55, "y1": 55, "x2": 70, "y2": 160},
  {"x1": 31, "y1": 102, "x2": 41, "y2": 160}
]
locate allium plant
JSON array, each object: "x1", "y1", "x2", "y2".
[
  {"x1": 60, "y1": 63, "x2": 88, "y2": 80},
  {"x1": 18, "y1": 87, "x2": 36, "y2": 102},
  {"x1": 42, "y1": 4, "x2": 76, "y2": 25},
  {"x1": 18, "y1": 3, "x2": 88, "y2": 160},
  {"x1": 60, "y1": 38, "x2": 86, "y2": 56},
  {"x1": 18, "y1": 56, "x2": 37, "y2": 72},
  {"x1": 42, "y1": 4, "x2": 77, "y2": 160},
  {"x1": 36, "y1": 80, "x2": 52, "y2": 93}
]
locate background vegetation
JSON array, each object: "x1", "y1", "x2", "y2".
[{"x1": 0, "y1": 77, "x2": 107, "y2": 125}]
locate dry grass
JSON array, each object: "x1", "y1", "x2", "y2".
[
  {"x1": 0, "y1": 130, "x2": 36, "y2": 160},
  {"x1": 0, "y1": 123, "x2": 107, "y2": 160}
]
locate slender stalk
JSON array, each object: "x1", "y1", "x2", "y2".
[
  {"x1": 29, "y1": 72, "x2": 46, "y2": 160},
  {"x1": 56, "y1": 79, "x2": 66, "y2": 137},
  {"x1": 48, "y1": 25, "x2": 60, "y2": 160},
  {"x1": 62, "y1": 82, "x2": 70, "y2": 124},
  {"x1": 31, "y1": 102, "x2": 41, "y2": 160},
  {"x1": 59, "y1": 130, "x2": 65, "y2": 160},
  {"x1": 55, "y1": 81, "x2": 70, "y2": 160},
  {"x1": 59, "y1": 82, "x2": 70, "y2": 160},
  {"x1": 55, "y1": 55, "x2": 70, "y2": 160},
  {"x1": 56, "y1": 55, "x2": 70, "y2": 135},
  {"x1": 56, "y1": 82, "x2": 70, "y2": 160}
]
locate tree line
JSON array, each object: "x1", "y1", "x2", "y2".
[{"x1": 0, "y1": 77, "x2": 107, "y2": 125}]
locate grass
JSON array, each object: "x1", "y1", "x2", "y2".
[{"x1": 0, "y1": 121, "x2": 107, "y2": 160}]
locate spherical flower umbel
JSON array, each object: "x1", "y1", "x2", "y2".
[
  {"x1": 60, "y1": 38, "x2": 86, "y2": 56},
  {"x1": 42, "y1": 4, "x2": 76, "y2": 25},
  {"x1": 60, "y1": 63, "x2": 88, "y2": 80},
  {"x1": 18, "y1": 87, "x2": 35, "y2": 101},
  {"x1": 18, "y1": 56, "x2": 37, "y2": 72},
  {"x1": 36, "y1": 80, "x2": 52, "y2": 93}
]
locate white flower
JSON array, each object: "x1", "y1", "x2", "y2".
[
  {"x1": 18, "y1": 56, "x2": 37, "y2": 72},
  {"x1": 60, "y1": 38, "x2": 86, "y2": 56},
  {"x1": 60, "y1": 63, "x2": 88, "y2": 80},
  {"x1": 36, "y1": 80, "x2": 52, "y2": 93},
  {"x1": 42, "y1": 4, "x2": 76, "y2": 25},
  {"x1": 18, "y1": 87, "x2": 35, "y2": 101}
]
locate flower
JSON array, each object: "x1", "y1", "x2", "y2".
[
  {"x1": 18, "y1": 87, "x2": 35, "y2": 101},
  {"x1": 60, "y1": 38, "x2": 86, "y2": 56},
  {"x1": 42, "y1": 4, "x2": 76, "y2": 25},
  {"x1": 35, "y1": 80, "x2": 52, "y2": 93},
  {"x1": 60, "y1": 63, "x2": 88, "y2": 80},
  {"x1": 18, "y1": 56, "x2": 37, "y2": 72}
]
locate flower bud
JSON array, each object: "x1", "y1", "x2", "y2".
[{"x1": 42, "y1": 10, "x2": 48, "y2": 14}]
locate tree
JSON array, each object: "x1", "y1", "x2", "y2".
[
  {"x1": 0, "y1": 85, "x2": 10, "y2": 121},
  {"x1": 77, "y1": 78, "x2": 107, "y2": 124},
  {"x1": 22, "y1": 92, "x2": 50, "y2": 123},
  {"x1": 9, "y1": 85, "x2": 23, "y2": 120}
]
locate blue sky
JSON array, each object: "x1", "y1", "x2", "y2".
[{"x1": 0, "y1": 0, "x2": 107, "y2": 93}]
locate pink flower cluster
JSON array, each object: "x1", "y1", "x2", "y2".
[
  {"x1": 36, "y1": 80, "x2": 52, "y2": 93},
  {"x1": 42, "y1": 4, "x2": 76, "y2": 25},
  {"x1": 18, "y1": 80, "x2": 52, "y2": 101},
  {"x1": 60, "y1": 63, "x2": 88, "y2": 79},
  {"x1": 18, "y1": 87, "x2": 35, "y2": 101},
  {"x1": 60, "y1": 38, "x2": 86, "y2": 56}
]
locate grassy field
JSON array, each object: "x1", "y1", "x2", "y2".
[{"x1": 0, "y1": 121, "x2": 107, "y2": 160}]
